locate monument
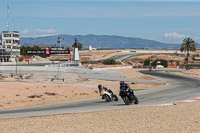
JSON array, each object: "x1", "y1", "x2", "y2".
[{"x1": 73, "y1": 38, "x2": 80, "y2": 61}]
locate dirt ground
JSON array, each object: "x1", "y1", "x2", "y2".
[
  {"x1": 0, "y1": 68, "x2": 163, "y2": 110},
  {"x1": 0, "y1": 100, "x2": 200, "y2": 133},
  {"x1": 171, "y1": 69, "x2": 200, "y2": 79},
  {"x1": 0, "y1": 68, "x2": 200, "y2": 133}
]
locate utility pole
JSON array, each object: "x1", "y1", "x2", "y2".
[
  {"x1": 57, "y1": 36, "x2": 61, "y2": 78},
  {"x1": 7, "y1": 4, "x2": 10, "y2": 32},
  {"x1": 32, "y1": 38, "x2": 34, "y2": 47},
  {"x1": 98, "y1": 40, "x2": 100, "y2": 52},
  {"x1": 15, "y1": 56, "x2": 18, "y2": 75}
]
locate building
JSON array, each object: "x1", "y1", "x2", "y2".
[
  {"x1": 89, "y1": 45, "x2": 96, "y2": 51},
  {"x1": 0, "y1": 31, "x2": 20, "y2": 62}
]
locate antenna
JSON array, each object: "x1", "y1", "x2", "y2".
[{"x1": 7, "y1": 4, "x2": 10, "y2": 31}]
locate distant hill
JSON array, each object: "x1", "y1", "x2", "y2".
[{"x1": 20, "y1": 34, "x2": 181, "y2": 49}]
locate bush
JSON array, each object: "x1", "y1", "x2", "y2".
[
  {"x1": 144, "y1": 59, "x2": 168, "y2": 67},
  {"x1": 127, "y1": 61, "x2": 133, "y2": 65},
  {"x1": 102, "y1": 59, "x2": 121, "y2": 65},
  {"x1": 143, "y1": 59, "x2": 150, "y2": 66},
  {"x1": 152, "y1": 59, "x2": 168, "y2": 67}
]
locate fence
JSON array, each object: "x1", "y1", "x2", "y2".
[{"x1": 132, "y1": 65, "x2": 200, "y2": 69}]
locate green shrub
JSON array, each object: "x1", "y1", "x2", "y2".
[
  {"x1": 102, "y1": 59, "x2": 121, "y2": 65},
  {"x1": 144, "y1": 59, "x2": 168, "y2": 67},
  {"x1": 152, "y1": 59, "x2": 168, "y2": 67},
  {"x1": 143, "y1": 59, "x2": 150, "y2": 66},
  {"x1": 127, "y1": 61, "x2": 133, "y2": 65}
]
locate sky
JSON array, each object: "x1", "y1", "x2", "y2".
[{"x1": 0, "y1": 0, "x2": 200, "y2": 44}]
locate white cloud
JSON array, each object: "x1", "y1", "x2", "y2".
[
  {"x1": 21, "y1": 29, "x2": 29, "y2": 34},
  {"x1": 116, "y1": 28, "x2": 121, "y2": 32},
  {"x1": 164, "y1": 32, "x2": 187, "y2": 38},
  {"x1": 162, "y1": 32, "x2": 200, "y2": 44},
  {"x1": 35, "y1": 28, "x2": 56, "y2": 34},
  {"x1": 20, "y1": 28, "x2": 58, "y2": 37},
  {"x1": 164, "y1": 32, "x2": 199, "y2": 40}
]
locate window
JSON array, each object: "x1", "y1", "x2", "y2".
[
  {"x1": 12, "y1": 46, "x2": 19, "y2": 49},
  {"x1": 3, "y1": 34, "x2": 11, "y2": 37},
  {"x1": 13, "y1": 34, "x2": 19, "y2": 37},
  {"x1": 6, "y1": 40, "x2": 12, "y2": 43},
  {"x1": 13, "y1": 40, "x2": 20, "y2": 44}
]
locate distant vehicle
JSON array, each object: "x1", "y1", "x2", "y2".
[
  {"x1": 0, "y1": 72, "x2": 3, "y2": 77},
  {"x1": 156, "y1": 65, "x2": 164, "y2": 69},
  {"x1": 149, "y1": 66, "x2": 152, "y2": 71}
]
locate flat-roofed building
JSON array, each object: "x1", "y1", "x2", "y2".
[{"x1": 0, "y1": 31, "x2": 20, "y2": 62}]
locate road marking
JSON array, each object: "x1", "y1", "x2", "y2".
[{"x1": 138, "y1": 97, "x2": 200, "y2": 108}]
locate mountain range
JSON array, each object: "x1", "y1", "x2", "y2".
[{"x1": 20, "y1": 34, "x2": 182, "y2": 49}]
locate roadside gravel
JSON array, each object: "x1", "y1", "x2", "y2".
[
  {"x1": 1, "y1": 68, "x2": 199, "y2": 132},
  {"x1": 0, "y1": 100, "x2": 200, "y2": 133}
]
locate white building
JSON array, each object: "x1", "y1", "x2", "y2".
[
  {"x1": 0, "y1": 31, "x2": 20, "y2": 62},
  {"x1": 89, "y1": 45, "x2": 96, "y2": 51}
]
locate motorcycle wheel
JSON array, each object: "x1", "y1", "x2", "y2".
[
  {"x1": 122, "y1": 96, "x2": 131, "y2": 105},
  {"x1": 113, "y1": 94, "x2": 118, "y2": 101},
  {"x1": 134, "y1": 95, "x2": 139, "y2": 104},
  {"x1": 105, "y1": 94, "x2": 111, "y2": 102}
]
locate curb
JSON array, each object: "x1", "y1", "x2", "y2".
[{"x1": 138, "y1": 97, "x2": 200, "y2": 108}]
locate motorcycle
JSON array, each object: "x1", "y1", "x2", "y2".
[
  {"x1": 100, "y1": 89, "x2": 118, "y2": 102},
  {"x1": 120, "y1": 85, "x2": 139, "y2": 105}
]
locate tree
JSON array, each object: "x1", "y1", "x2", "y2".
[
  {"x1": 169, "y1": 60, "x2": 174, "y2": 66},
  {"x1": 72, "y1": 42, "x2": 83, "y2": 50},
  {"x1": 192, "y1": 55, "x2": 196, "y2": 63},
  {"x1": 102, "y1": 59, "x2": 121, "y2": 65},
  {"x1": 143, "y1": 59, "x2": 150, "y2": 66},
  {"x1": 151, "y1": 59, "x2": 168, "y2": 67},
  {"x1": 180, "y1": 37, "x2": 196, "y2": 69}
]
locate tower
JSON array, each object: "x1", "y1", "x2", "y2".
[{"x1": 73, "y1": 38, "x2": 80, "y2": 61}]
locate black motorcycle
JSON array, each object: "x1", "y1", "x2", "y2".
[{"x1": 120, "y1": 86, "x2": 139, "y2": 105}]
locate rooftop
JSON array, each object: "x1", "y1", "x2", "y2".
[{"x1": 2, "y1": 31, "x2": 19, "y2": 33}]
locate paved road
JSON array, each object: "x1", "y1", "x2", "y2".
[
  {"x1": 111, "y1": 54, "x2": 134, "y2": 61},
  {"x1": 0, "y1": 70, "x2": 200, "y2": 119},
  {"x1": 0, "y1": 66, "x2": 162, "y2": 83}
]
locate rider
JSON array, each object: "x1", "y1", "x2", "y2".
[
  {"x1": 98, "y1": 84, "x2": 113, "y2": 97},
  {"x1": 98, "y1": 84, "x2": 108, "y2": 95},
  {"x1": 119, "y1": 81, "x2": 135, "y2": 100}
]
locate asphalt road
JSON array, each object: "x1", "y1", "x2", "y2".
[
  {"x1": 0, "y1": 70, "x2": 200, "y2": 119},
  {"x1": 0, "y1": 66, "x2": 162, "y2": 83},
  {"x1": 111, "y1": 54, "x2": 134, "y2": 61}
]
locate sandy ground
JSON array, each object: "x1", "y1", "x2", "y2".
[
  {"x1": 170, "y1": 69, "x2": 200, "y2": 79},
  {"x1": 0, "y1": 100, "x2": 200, "y2": 133},
  {"x1": 0, "y1": 68, "x2": 200, "y2": 133},
  {"x1": 107, "y1": 68, "x2": 155, "y2": 80},
  {"x1": 0, "y1": 69, "x2": 163, "y2": 110}
]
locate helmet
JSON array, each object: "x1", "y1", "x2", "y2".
[
  {"x1": 120, "y1": 81, "x2": 124, "y2": 86},
  {"x1": 98, "y1": 84, "x2": 102, "y2": 89}
]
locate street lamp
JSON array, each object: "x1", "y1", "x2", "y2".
[
  {"x1": 57, "y1": 37, "x2": 61, "y2": 78},
  {"x1": 98, "y1": 40, "x2": 100, "y2": 52},
  {"x1": 15, "y1": 55, "x2": 18, "y2": 75}
]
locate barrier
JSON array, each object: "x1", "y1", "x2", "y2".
[
  {"x1": 132, "y1": 65, "x2": 200, "y2": 69},
  {"x1": 167, "y1": 66, "x2": 179, "y2": 68},
  {"x1": 132, "y1": 66, "x2": 153, "y2": 69}
]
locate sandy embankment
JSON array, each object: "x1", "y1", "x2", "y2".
[
  {"x1": 0, "y1": 69, "x2": 163, "y2": 110},
  {"x1": 0, "y1": 100, "x2": 200, "y2": 132},
  {"x1": 1, "y1": 68, "x2": 200, "y2": 132},
  {"x1": 170, "y1": 69, "x2": 200, "y2": 79}
]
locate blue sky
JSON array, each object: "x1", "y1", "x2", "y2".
[{"x1": 0, "y1": 0, "x2": 200, "y2": 44}]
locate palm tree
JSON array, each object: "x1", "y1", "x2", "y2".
[{"x1": 180, "y1": 37, "x2": 196, "y2": 69}]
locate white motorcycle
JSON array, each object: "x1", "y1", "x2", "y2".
[{"x1": 100, "y1": 89, "x2": 118, "y2": 102}]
